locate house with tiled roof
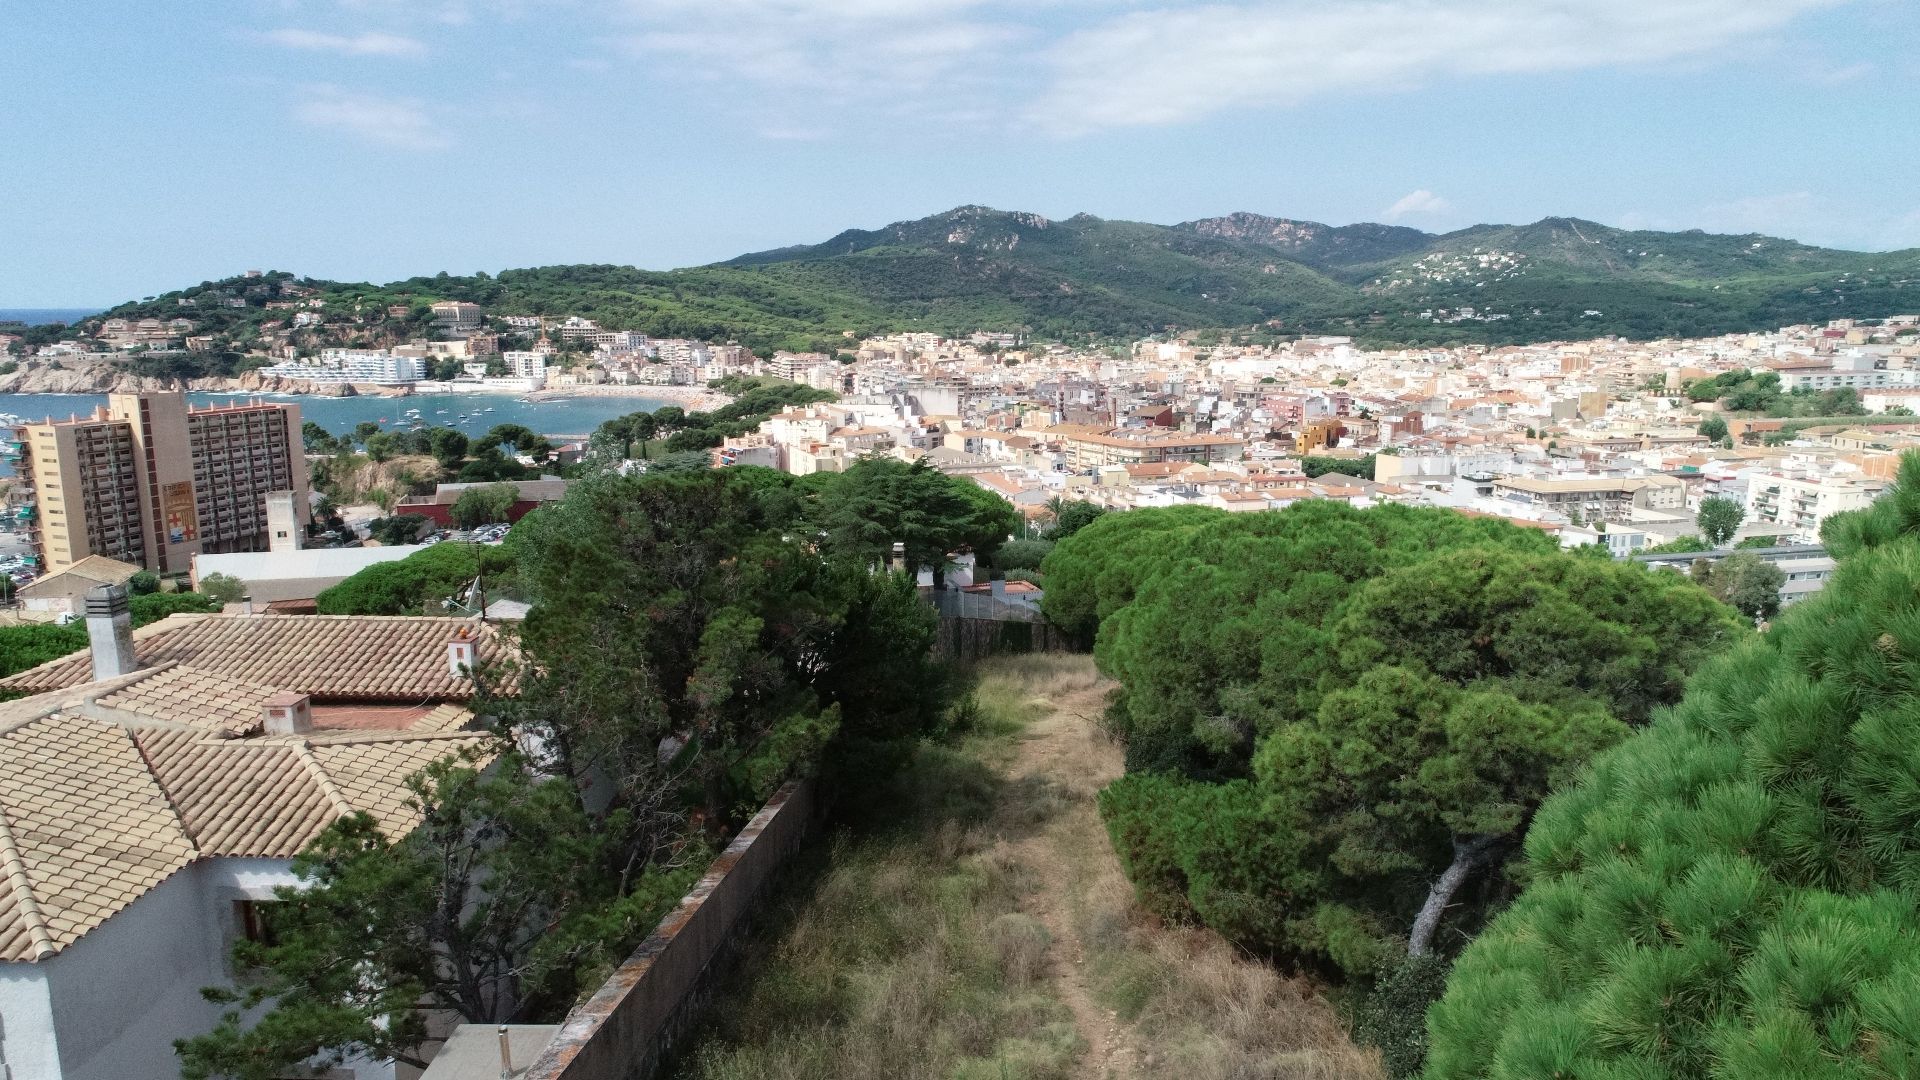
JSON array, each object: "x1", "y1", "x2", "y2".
[
  {"x1": 15, "y1": 554, "x2": 143, "y2": 615},
  {"x1": 0, "y1": 586, "x2": 502, "y2": 1080}
]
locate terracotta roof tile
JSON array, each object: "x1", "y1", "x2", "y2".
[
  {"x1": 94, "y1": 665, "x2": 286, "y2": 736},
  {"x1": 0, "y1": 702, "x2": 494, "y2": 961},
  {"x1": 0, "y1": 714, "x2": 195, "y2": 962},
  {"x1": 0, "y1": 615, "x2": 508, "y2": 699}
]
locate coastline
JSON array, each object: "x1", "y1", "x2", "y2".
[
  {"x1": 525, "y1": 383, "x2": 730, "y2": 411},
  {"x1": 0, "y1": 362, "x2": 732, "y2": 414}
]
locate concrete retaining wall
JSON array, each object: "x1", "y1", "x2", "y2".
[{"x1": 517, "y1": 778, "x2": 817, "y2": 1080}]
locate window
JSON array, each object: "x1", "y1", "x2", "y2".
[{"x1": 234, "y1": 899, "x2": 279, "y2": 947}]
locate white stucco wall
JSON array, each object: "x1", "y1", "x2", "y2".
[
  {"x1": 38, "y1": 858, "x2": 296, "y2": 1080},
  {"x1": 0, "y1": 856, "x2": 413, "y2": 1080},
  {"x1": 0, "y1": 965, "x2": 58, "y2": 1080}
]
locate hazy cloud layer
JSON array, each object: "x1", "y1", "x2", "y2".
[
  {"x1": 265, "y1": 0, "x2": 1884, "y2": 241},
  {"x1": 293, "y1": 85, "x2": 448, "y2": 148},
  {"x1": 1029, "y1": 0, "x2": 1842, "y2": 131},
  {"x1": 284, "y1": 0, "x2": 1846, "y2": 136},
  {"x1": 580, "y1": 0, "x2": 1846, "y2": 133},
  {"x1": 262, "y1": 28, "x2": 427, "y2": 56}
]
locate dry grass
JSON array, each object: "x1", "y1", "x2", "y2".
[
  {"x1": 671, "y1": 652, "x2": 1380, "y2": 1080},
  {"x1": 1068, "y1": 813, "x2": 1383, "y2": 1078},
  {"x1": 668, "y1": 657, "x2": 1087, "y2": 1080},
  {"x1": 974, "y1": 653, "x2": 1108, "y2": 710}
]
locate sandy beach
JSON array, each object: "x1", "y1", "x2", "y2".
[{"x1": 525, "y1": 383, "x2": 732, "y2": 411}]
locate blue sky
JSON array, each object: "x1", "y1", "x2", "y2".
[{"x1": 6, "y1": 0, "x2": 1917, "y2": 306}]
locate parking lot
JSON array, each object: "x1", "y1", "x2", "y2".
[
  {"x1": 0, "y1": 528, "x2": 37, "y2": 591},
  {"x1": 421, "y1": 522, "x2": 512, "y2": 546}
]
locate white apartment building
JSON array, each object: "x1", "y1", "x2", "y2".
[
  {"x1": 654, "y1": 340, "x2": 711, "y2": 364},
  {"x1": 556, "y1": 317, "x2": 602, "y2": 340},
  {"x1": 1744, "y1": 470, "x2": 1887, "y2": 541},
  {"x1": 1777, "y1": 367, "x2": 1920, "y2": 392},
  {"x1": 263, "y1": 350, "x2": 423, "y2": 385},
  {"x1": 502, "y1": 350, "x2": 548, "y2": 383}
]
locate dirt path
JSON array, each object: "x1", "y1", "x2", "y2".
[
  {"x1": 670, "y1": 655, "x2": 1379, "y2": 1080},
  {"x1": 1001, "y1": 679, "x2": 1139, "y2": 1080}
]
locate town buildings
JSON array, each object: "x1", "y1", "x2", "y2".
[{"x1": 10, "y1": 392, "x2": 308, "y2": 575}]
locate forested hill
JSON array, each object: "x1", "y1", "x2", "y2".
[{"x1": 55, "y1": 206, "x2": 1920, "y2": 353}]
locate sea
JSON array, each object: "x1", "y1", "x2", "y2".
[
  {"x1": 0, "y1": 308, "x2": 103, "y2": 327},
  {"x1": 0, "y1": 391, "x2": 671, "y2": 478},
  {"x1": 0, "y1": 391, "x2": 667, "y2": 440},
  {"x1": 0, "y1": 306, "x2": 671, "y2": 473}
]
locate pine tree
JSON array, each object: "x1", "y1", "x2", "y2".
[{"x1": 1425, "y1": 452, "x2": 1920, "y2": 1079}]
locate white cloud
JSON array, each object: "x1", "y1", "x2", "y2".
[
  {"x1": 605, "y1": 0, "x2": 1051, "y2": 131},
  {"x1": 618, "y1": 2, "x2": 1028, "y2": 87},
  {"x1": 1028, "y1": 0, "x2": 1844, "y2": 132},
  {"x1": 262, "y1": 28, "x2": 427, "y2": 57},
  {"x1": 300, "y1": 0, "x2": 1850, "y2": 139},
  {"x1": 1383, "y1": 189, "x2": 1451, "y2": 221},
  {"x1": 293, "y1": 86, "x2": 448, "y2": 148}
]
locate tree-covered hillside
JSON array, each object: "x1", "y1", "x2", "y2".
[{"x1": 61, "y1": 206, "x2": 1920, "y2": 356}]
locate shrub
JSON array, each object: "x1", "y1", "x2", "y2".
[
  {"x1": 367, "y1": 514, "x2": 429, "y2": 546},
  {"x1": 316, "y1": 542, "x2": 510, "y2": 615},
  {"x1": 1351, "y1": 954, "x2": 1451, "y2": 1079},
  {"x1": 130, "y1": 591, "x2": 220, "y2": 624},
  {"x1": 196, "y1": 572, "x2": 246, "y2": 606},
  {"x1": 992, "y1": 538, "x2": 1053, "y2": 573}
]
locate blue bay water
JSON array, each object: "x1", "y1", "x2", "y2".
[
  {"x1": 0, "y1": 391, "x2": 671, "y2": 476},
  {"x1": 0, "y1": 391, "x2": 667, "y2": 439},
  {"x1": 0, "y1": 309, "x2": 103, "y2": 326}
]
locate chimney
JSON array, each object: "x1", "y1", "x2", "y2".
[
  {"x1": 84, "y1": 584, "x2": 138, "y2": 681},
  {"x1": 263, "y1": 691, "x2": 312, "y2": 736},
  {"x1": 991, "y1": 578, "x2": 1006, "y2": 599},
  {"x1": 447, "y1": 625, "x2": 476, "y2": 678}
]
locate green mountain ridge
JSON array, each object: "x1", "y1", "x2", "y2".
[{"x1": 33, "y1": 206, "x2": 1920, "y2": 354}]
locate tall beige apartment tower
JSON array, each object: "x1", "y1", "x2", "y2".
[{"x1": 9, "y1": 392, "x2": 307, "y2": 574}]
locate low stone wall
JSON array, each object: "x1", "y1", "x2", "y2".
[
  {"x1": 934, "y1": 615, "x2": 1074, "y2": 662},
  {"x1": 517, "y1": 778, "x2": 817, "y2": 1080}
]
